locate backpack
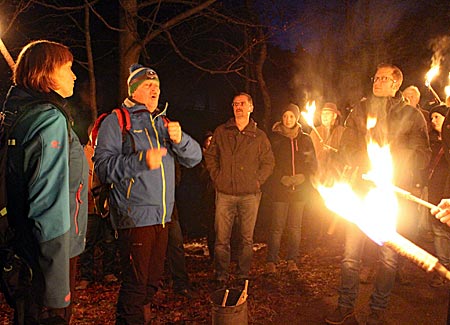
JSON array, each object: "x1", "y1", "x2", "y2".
[
  {"x1": 90, "y1": 107, "x2": 132, "y2": 218},
  {"x1": 91, "y1": 107, "x2": 132, "y2": 148},
  {"x1": 0, "y1": 103, "x2": 46, "y2": 306}
]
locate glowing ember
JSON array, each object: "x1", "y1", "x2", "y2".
[{"x1": 425, "y1": 65, "x2": 439, "y2": 87}]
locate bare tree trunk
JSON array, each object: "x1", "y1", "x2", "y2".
[
  {"x1": 84, "y1": 1, "x2": 97, "y2": 121},
  {"x1": 255, "y1": 31, "x2": 270, "y2": 131},
  {"x1": 119, "y1": 0, "x2": 142, "y2": 100}
]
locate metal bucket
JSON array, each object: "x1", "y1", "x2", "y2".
[{"x1": 211, "y1": 288, "x2": 248, "y2": 325}]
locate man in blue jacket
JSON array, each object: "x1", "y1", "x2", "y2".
[{"x1": 94, "y1": 64, "x2": 202, "y2": 324}]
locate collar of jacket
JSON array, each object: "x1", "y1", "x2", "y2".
[
  {"x1": 271, "y1": 121, "x2": 301, "y2": 139},
  {"x1": 366, "y1": 92, "x2": 406, "y2": 111},
  {"x1": 224, "y1": 117, "x2": 257, "y2": 135},
  {"x1": 123, "y1": 97, "x2": 167, "y2": 117}
]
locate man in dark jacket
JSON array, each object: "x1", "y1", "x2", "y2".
[
  {"x1": 204, "y1": 92, "x2": 275, "y2": 285},
  {"x1": 326, "y1": 63, "x2": 430, "y2": 325}
]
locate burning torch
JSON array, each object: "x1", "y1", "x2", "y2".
[
  {"x1": 425, "y1": 65, "x2": 442, "y2": 104},
  {"x1": 318, "y1": 136, "x2": 450, "y2": 282}
]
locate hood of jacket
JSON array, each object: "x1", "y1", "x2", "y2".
[{"x1": 123, "y1": 97, "x2": 168, "y2": 117}]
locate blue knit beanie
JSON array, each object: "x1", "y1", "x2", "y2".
[{"x1": 127, "y1": 63, "x2": 159, "y2": 96}]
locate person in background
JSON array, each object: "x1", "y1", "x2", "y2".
[
  {"x1": 310, "y1": 102, "x2": 344, "y2": 178},
  {"x1": 199, "y1": 131, "x2": 216, "y2": 262},
  {"x1": 93, "y1": 64, "x2": 202, "y2": 324},
  {"x1": 265, "y1": 104, "x2": 317, "y2": 274},
  {"x1": 402, "y1": 85, "x2": 428, "y2": 122},
  {"x1": 426, "y1": 104, "x2": 450, "y2": 287},
  {"x1": 76, "y1": 125, "x2": 118, "y2": 290},
  {"x1": 310, "y1": 102, "x2": 345, "y2": 239},
  {"x1": 204, "y1": 92, "x2": 274, "y2": 286},
  {"x1": 3, "y1": 40, "x2": 88, "y2": 324},
  {"x1": 326, "y1": 63, "x2": 430, "y2": 325},
  {"x1": 166, "y1": 162, "x2": 191, "y2": 297}
]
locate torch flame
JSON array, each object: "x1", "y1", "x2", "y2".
[
  {"x1": 425, "y1": 65, "x2": 440, "y2": 87},
  {"x1": 366, "y1": 116, "x2": 377, "y2": 130},
  {"x1": 301, "y1": 101, "x2": 316, "y2": 127},
  {"x1": 318, "y1": 117, "x2": 450, "y2": 281},
  {"x1": 318, "y1": 120, "x2": 398, "y2": 245}
]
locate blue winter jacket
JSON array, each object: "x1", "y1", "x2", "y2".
[
  {"x1": 4, "y1": 85, "x2": 88, "y2": 307},
  {"x1": 93, "y1": 99, "x2": 202, "y2": 229}
]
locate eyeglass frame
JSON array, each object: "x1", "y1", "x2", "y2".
[
  {"x1": 231, "y1": 101, "x2": 249, "y2": 107},
  {"x1": 371, "y1": 76, "x2": 396, "y2": 84}
]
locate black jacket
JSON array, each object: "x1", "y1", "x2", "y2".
[{"x1": 266, "y1": 122, "x2": 317, "y2": 202}]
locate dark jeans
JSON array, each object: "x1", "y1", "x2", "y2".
[
  {"x1": 267, "y1": 201, "x2": 305, "y2": 263},
  {"x1": 338, "y1": 223, "x2": 398, "y2": 311},
  {"x1": 116, "y1": 225, "x2": 168, "y2": 325},
  {"x1": 78, "y1": 214, "x2": 117, "y2": 281},
  {"x1": 431, "y1": 216, "x2": 450, "y2": 267},
  {"x1": 214, "y1": 191, "x2": 261, "y2": 280},
  {"x1": 167, "y1": 218, "x2": 189, "y2": 290}
]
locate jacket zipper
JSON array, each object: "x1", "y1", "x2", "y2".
[
  {"x1": 74, "y1": 182, "x2": 83, "y2": 234},
  {"x1": 291, "y1": 138, "x2": 296, "y2": 190},
  {"x1": 145, "y1": 115, "x2": 167, "y2": 227}
]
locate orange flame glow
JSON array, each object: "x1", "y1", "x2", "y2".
[
  {"x1": 301, "y1": 101, "x2": 316, "y2": 127},
  {"x1": 318, "y1": 120, "x2": 398, "y2": 245},
  {"x1": 366, "y1": 116, "x2": 377, "y2": 130},
  {"x1": 425, "y1": 65, "x2": 440, "y2": 87}
]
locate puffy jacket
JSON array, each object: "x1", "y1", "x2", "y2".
[
  {"x1": 4, "y1": 85, "x2": 88, "y2": 306},
  {"x1": 340, "y1": 94, "x2": 431, "y2": 191},
  {"x1": 93, "y1": 99, "x2": 202, "y2": 229},
  {"x1": 266, "y1": 122, "x2": 317, "y2": 202},
  {"x1": 204, "y1": 118, "x2": 274, "y2": 195}
]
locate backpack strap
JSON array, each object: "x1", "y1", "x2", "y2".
[
  {"x1": 113, "y1": 107, "x2": 131, "y2": 133},
  {"x1": 91, "y1": 107, "x2": 131, "y2": 146}
]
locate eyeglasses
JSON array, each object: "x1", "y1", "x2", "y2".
[
  {"x1": 371, "y1": 76, "x2": 396, "y2": 84},
  {"x1": 232, "y1": 101, "x2": 247, "y2": 107}
]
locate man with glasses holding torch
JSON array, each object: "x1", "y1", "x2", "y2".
[{"x1": 325, "y1": 63, "x2": 430, "y2": 325}]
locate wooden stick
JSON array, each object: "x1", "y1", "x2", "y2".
[
  {"x1": 236, "y1": 280, "x2": 249, "y2": 306},
  {"x1": 221, "y1": 289, "x2": 229, "y2": 307},
  {"x1": 361, "y1": 174, "x2": 439, "y2": 210}
]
